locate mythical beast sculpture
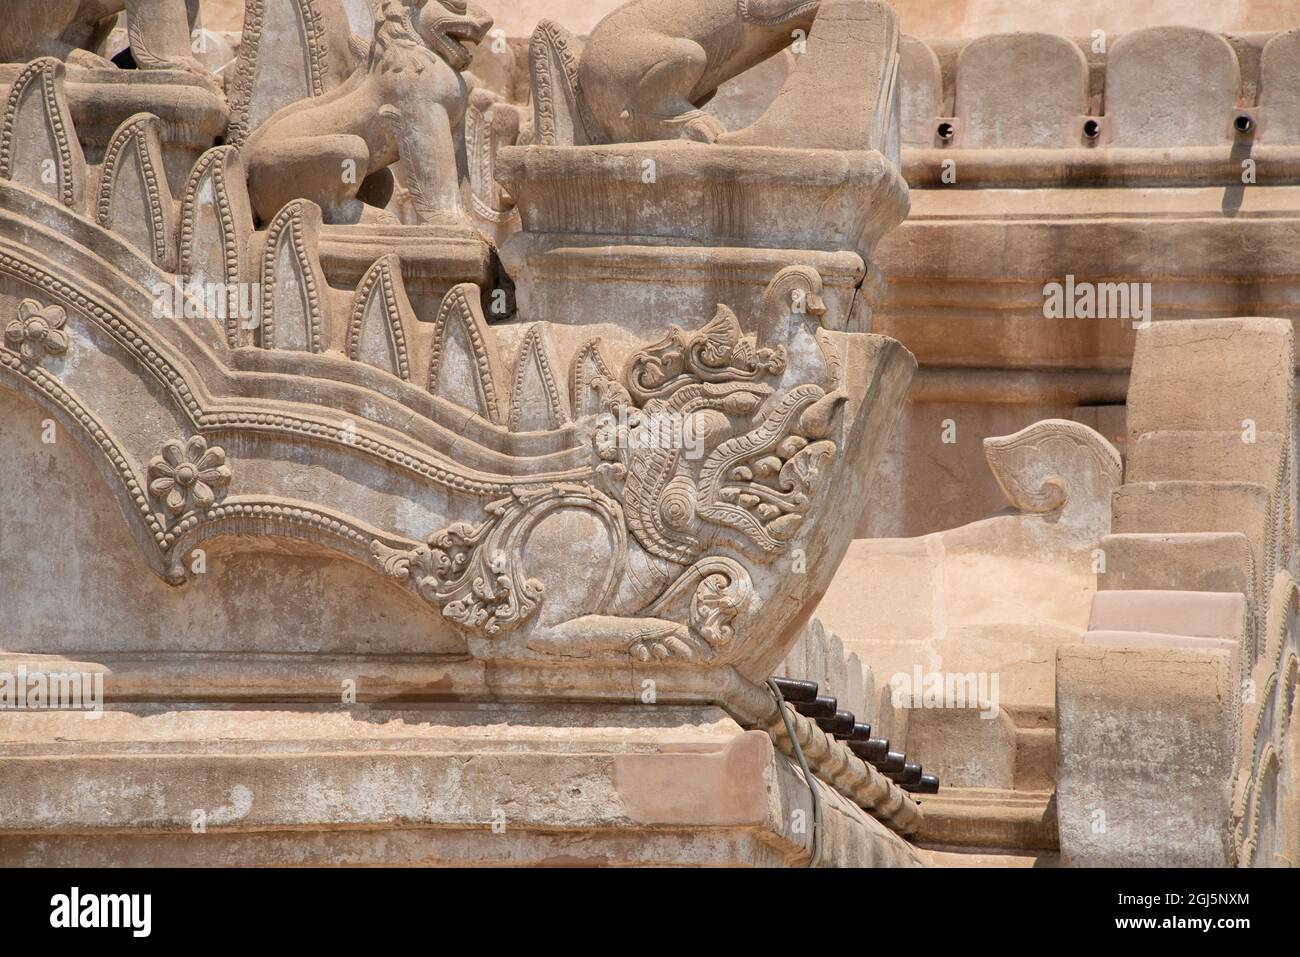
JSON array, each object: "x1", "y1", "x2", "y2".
[
  {"x1": 1, "y1": 0, "x2": 209, "y2": 78},
  {"x1": 374, "y1": 274, "x2": 857, "y2": 665},
  {"x1": 534, "y1": 0, "x2": 820, "y2": 143},
  {"x1": 245, "y1": 0, "x2": 494, "y2": 224}
]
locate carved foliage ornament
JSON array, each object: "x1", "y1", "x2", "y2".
[
  {"x1": 600, "y1": 305, "x2": 838, "y2": 562},
  {"x1": 373, "y1": 482, "x2": 625, "y2": 639},
  {"x1": 626, "y1": 304, "x2": 785, "y2": 404}
]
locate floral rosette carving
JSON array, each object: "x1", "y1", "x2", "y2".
[
  {"x1": 5, "y1": 299, "x2": 69, "y2": 364},
  {"x1": 148, "y1": 436, "x2": 232, "y2": 517}
]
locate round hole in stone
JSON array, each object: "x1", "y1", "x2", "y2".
[
  {"x1": 1083, "y1": 119, "x2": 1102, "y2": 140},
  {"x1": 937, "y1": 121, "x2": 955, "y2": 142},
  {"x1": 1235, "y1": 114, "x2": 1255, "y2": 134}
]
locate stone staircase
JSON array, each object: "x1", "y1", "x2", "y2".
[{"x1": 1056, "y1": 317, "x2": 1299, "y2": 866}]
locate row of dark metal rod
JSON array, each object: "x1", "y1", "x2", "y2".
[{"x1": 771, "y1": 677, "x2": 940, "y2": 795}]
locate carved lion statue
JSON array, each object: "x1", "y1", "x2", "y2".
[
  {"x1": 0, "y1": 0, "x2": 207, "y2": 77},
  {"x1": 539, "y1": 0, "x2": 820, "y2": 143},
  {"x1": 245, "y1": 0, "x2": 493, "y2": 226}
]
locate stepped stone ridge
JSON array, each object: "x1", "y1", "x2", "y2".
[{"x1": 0, "y1": 0, "x2": 1296, "y2": 874}]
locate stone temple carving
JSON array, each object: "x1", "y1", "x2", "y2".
[
  {"x1": 371, "y1": 294, "x2": 859, "y2": 665},
  {"x1": 2, "y1": 1, "x2": 209, "y2": 79},
  {"x1": 567, "y1": 0, "x2": 820, "y2": 143},
  {"x1": 0, "y1": 0, "x2": 1297, "y2": 874},
  {"x1": 246, "y1": 0, "x2": 495, "y2": 224}
]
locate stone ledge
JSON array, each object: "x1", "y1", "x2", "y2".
[
  {"x1": 498, "y1": 143, "x2": 909, "y2": 261},
  {"x1": 0, "y1": 704, "x2": 922, "y2": 868},
  {"x1": 913, "y1": 787, "x2": 1057, "y2": 851},
  {"x1": 904, "y1": 146, "x2": 1300, "y2": 188}
]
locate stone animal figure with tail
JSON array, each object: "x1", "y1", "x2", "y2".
[
  {"x1": 533, "y1": 0, "x2": 821, "y2": 143},
  {"x1": 245, "y1": 0, "x2": 495, "y2": 225}
]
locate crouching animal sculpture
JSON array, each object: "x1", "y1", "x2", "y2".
[
  {"x1": 0, "y1": 0, "x2": 207, "y2": 77},
  {"x1": 374, "y1": 294, "x2": 849, "y2": 665},
  {"x1": 245, "y1": 0, "x2": 493, "y2": 225},
  {"x1": 536, "y1": 0, "x2": 820, "y2": 143}
]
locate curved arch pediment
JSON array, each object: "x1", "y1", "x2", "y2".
[
  {"x1": 0, "y1": 179, "x2": 599, "y2": 594},
  {"x1": 0, "y1": 385, "x2": 460, "y2": 655}
]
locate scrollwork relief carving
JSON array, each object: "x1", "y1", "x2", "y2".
[
  {"x1": 373, "y1": 481, "x2": 625, "y2": 640},
  {"x1": 983, "y1": 419, "x2": 1122, "y2": 525}
]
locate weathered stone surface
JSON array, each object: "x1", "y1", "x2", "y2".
[
  {"x1": 1126, "y1": 317, "x2": 1295, "y2": 440},
  {"x1": 1260, "y1": 28, "x2": 1300, "y2": 145},
  {"x1": 954, "y1": 32, "x2": 1087, "y2": 149},
  {"x1": 1081, "y1": 630, "x2": 1240, "y2": 654},
  {"x1": 1098, "y1": 532, "x2": 1253, "y2": 595},
  {"x1": 1088, "y1": 590, "x2": 1247, "y2": 643},
  {"x1": 0, "y1": 703, "x2": 922, "y2": 866},
  {"x1": 1056, "y1": 645, "x2": 1238, "y2": 867},
  {"x1": 0, "y1": 0, "x2": 936, "y2": 867},
  {"x1": 1056, "y1": 311, "x2": 1297, "y2": 870},
  {"x1": 720, "y1": 0, "x2": 900, "y2": 155},
  {"x1": 819, "y1": 418, "x2": 1117, "y2": 856},
  {"x1": 1127, "y1": 430, "x2": 1286, "y2": 489},
  {"x1": 1105, "y1": 27, "x2": 1239, "y2": 147},
  {"x1": 1111, "y1": 482, "x2": 1271, "y2": 594},
  {"x1": 898, "y1": 35, "x2": 941, "y2": 148},
  {"x1": 5, "y1": 0, "x2": 1300, "y2": 872}
]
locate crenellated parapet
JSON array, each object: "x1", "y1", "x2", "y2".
[{"x1": 901, "y1": 27, "x2": 1300, "y2": 176}]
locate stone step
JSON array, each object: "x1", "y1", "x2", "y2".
[
  {"x1": 894, "y1": 704, "x2": 1050, "y2": 794},
  {"x1": 1082, "y1": 630, "x2": 1240, "y2": 654},
  {"x1": 1112, "y1": 481, "x2": 1270, "y2": 540},
  {"x1": 1056, "y1": 644, "x2": 1238, "y2": 867},
  {"x1": 1013, "y1": 726, "x2": 1058, "y2": 793},
  {"x1": 1087, "y1": 589, "x2": 1246, "y2": 641},
  {"x1": 1126, "y1": 317, "x2": 1294, "y2": 442},
  {"x1": 1098, "y1": 531, "x2": 1252, "y2": 594},
  {"x1": 912, "y1": 786, "x2": 1058, "y2": 852},
  {"x1": 921, "y1": 845, "x2": 1059, "y2": 868},
  {"x1": 0, "y1": 704, "x2": 924, "y2": 868},
  {"x1": 1110, "y1": 482, "x2": 1272, "y2": 603},
  {"x1": 1127, "y1": 429, "x2": 1286, "y2": 490}
]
